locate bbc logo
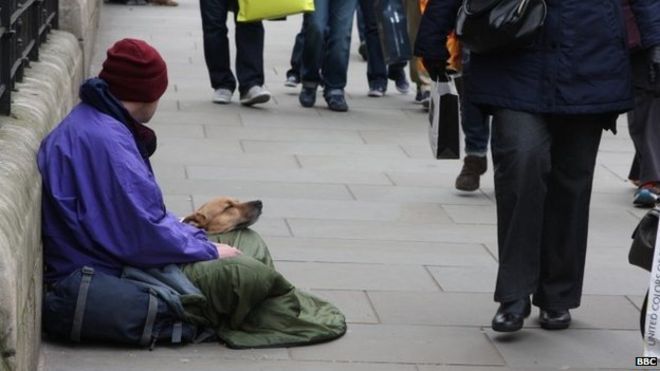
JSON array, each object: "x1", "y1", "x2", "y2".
[{"x1": 636, "y1": 357, "x2": 659, "y2": 366}]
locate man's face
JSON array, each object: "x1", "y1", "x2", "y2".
[{"x1": 136, "y1": 100, "x2": 159, "y2": 123}]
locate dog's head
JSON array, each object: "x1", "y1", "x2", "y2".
[{"x1": 182, "y1": 197, "x2": 263, "y2": 233}]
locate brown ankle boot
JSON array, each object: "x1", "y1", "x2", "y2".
[{"x1": 455, "y1": 155, "x2": 487, "y2": 191}]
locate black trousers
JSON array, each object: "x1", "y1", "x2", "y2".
[
  {"x1": 199, "y1": 0, "x2": 264, "y2": 94},
  {"x1": 628, "y1": 89, "x2": 660, "y2": 184},
  {"x1": 491, "y1": 109, "x2": 611, "y2": 310}
]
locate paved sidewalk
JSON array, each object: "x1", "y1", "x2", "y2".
[{"x1": 42, "y1": 1, "x2": 652, "y2": 370}]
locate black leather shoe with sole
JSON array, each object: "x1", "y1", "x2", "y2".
[
  {"x1": 492, "y1": 297, "x2": 531, "y2": 332},
  {"x1": 539, "y1": 309, "x2": 571, "y2": 330}
]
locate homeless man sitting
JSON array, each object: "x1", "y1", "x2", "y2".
[{"x1": 38, "y1": 38, "x2": 346, "y2": 349}]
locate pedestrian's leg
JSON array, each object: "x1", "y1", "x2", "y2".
[
  {"x1": 234, "y1": 16, "x2": 265, "y2": 95},
  {"x1": 405, "y1": 0, "x2": 431, "y2": 96},
  {"x1": 388, "y1": 61, "x2": 410, "y2": 94},
  {"x1": 628, "y1": 90, "x2": 660, "y2": 187},
  {"x1": 491, "y1": 109, "x2": 552, "y2": 303},
  {"x1": 323, "y1": 0, "x2": 358, "y2": 92},
  {"x1": 301, "y1": 0, "x2": 330, "y2": 87},
  {"x1": 533, "y1": 116, "x2": 606, "y2": 310},
  {"x1": 199, "y1": 0, "x2": 236, "y2": 91},
  {"x1": 286, "y1": 21, "x2": 306, "y2": 82},
  {"x1": 455, "y1": 90, "x2": 490, "y2": 191},
  {"x1": 359, "y1": 0, "x2": 387, "y2": 93}
]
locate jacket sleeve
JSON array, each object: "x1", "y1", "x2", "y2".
[
  {"x1": 76, "y1": 126, "x2": 219, "y2": 268},
  {"x1": 414, "y1": 0, "x2": 462, "y2": 60},
  {"x1": 631, "y1": 0, "x2": 660, "y2": 48}
]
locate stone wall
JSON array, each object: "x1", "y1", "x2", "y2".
[
  {"x1": 59, "y1": 0, "x2": 103, "y2": 75},
  {"x1": 0, "y1": 31, "x2": 83, "y2": 371}
]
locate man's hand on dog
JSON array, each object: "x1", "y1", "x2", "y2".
[{"x1": 214, "y1": 243, "x2": 242, "y2": 258}]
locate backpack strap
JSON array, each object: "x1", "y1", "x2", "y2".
[
  {"x1": 193, "y1": 328, "x2": 216, "y2": 344},
  {"x1": 139, "y1": 289, "x2": 159, "y2": 347},
  {"x1": 70, "y1": 267, "x2": 95, "y2": 342},
  {"x1": 171, "y1": 322, "x2": 183, "y2": 344}
]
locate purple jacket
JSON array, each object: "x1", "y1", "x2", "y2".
[{"x1": 38, "y1": 103, "x2": 218, "y2": 283}]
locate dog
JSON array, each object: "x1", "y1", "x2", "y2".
[{"x1": 182, "y1": 197, "x2": 263, "y2": 234}]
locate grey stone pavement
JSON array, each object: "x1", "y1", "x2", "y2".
[{"x1": 40, "y1": 1, "x2": 655, "y2": 370}]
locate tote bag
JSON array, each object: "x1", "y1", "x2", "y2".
[
  {"x1": 428, "y1": 79, "x2": 460, "y2": 159},
  {"x1": 237, "y1": 0, "x2": 315, "y2": 22},
  {"x1": 374, "y1": 0, "x2": 412, "y2": 65}
]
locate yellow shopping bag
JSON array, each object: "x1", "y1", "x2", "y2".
[{"x1": 237, "y1": 0, "x2": 315, "y2": 22}]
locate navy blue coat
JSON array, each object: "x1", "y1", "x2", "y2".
[{"x1": 415, "y1": 0, "x2": 660, "y2": 114}]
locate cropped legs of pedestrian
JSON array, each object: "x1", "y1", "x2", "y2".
[
  {"x1": 299, "y1": 0, "x2": 358, "y2": 112},
  {"x1": 200, "y1": 0, "x2": 271, "y2": 106}
]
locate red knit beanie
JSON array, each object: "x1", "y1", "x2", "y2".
[{"x1": 99, "y1": 39, "x2": 168, "y2": 103}]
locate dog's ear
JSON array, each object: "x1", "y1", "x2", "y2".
[{"x1": 182, "y1": 212, "x2": 208, "y2": 228}]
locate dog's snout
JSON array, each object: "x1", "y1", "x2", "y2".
[{"x1": 252, "y1": 200, "x2": 263, "y2": 210}]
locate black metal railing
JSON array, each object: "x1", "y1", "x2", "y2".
[{"x1": 1, "y1": 0, "x2": 58, "y2": 116}]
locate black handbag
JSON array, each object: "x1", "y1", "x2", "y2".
[
  {"x1": 374, "y1": 0, "x2": 412, "y2": 65},
  {"x1": 629, "y1": 207, "x2": 659, "y2": 272},
  {"x1": 456, "y1": 0, "x2": 547, "y2": 54}
]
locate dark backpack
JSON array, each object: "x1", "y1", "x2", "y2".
[{"x1": 43, "y1": 266, "x2": 212, "y2": 349}]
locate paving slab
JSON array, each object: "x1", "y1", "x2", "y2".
[
  {"x1": 286, "y1": 219, "x2": 498, "y2": 244},
  {"x1": 204, "y1": 126, "x2": 365, "y2": 143},
  {"x1": 484, "y1": 329, "x2": 644, "y2": 369},
  {"x1": 187, "y1": 166, "x2": 394, "y2": 185},
  {"x1": 265, "y1": 237, "x2": 496, "y2": 266},
  {"x1": 348, "y1": 184, "x2": 494, "y2": 205},
  {"x1": 159, "y1": 179, "x2": 353, "y2": 201},
  {"x1": 235, "y1": 198, "x2": 452, "y2": 223},
  {"x1": 275, "y1": 262, "x2": 440, "y2": 292},
  {"x1": 290, "y1": 324, "x2": 504, "y2": 365},
  {"x1": 368, "y1": 292, "x2": 639, "y2": 330}
]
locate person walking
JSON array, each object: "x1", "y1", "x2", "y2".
[
  {"x1": 359, "y1": 0, "x2": 410, "y2": 97},
  {"x1": 416, "y1": 0, "x2": 660, "y2": 332},
  {"x1": 623, "y1": 0, "x2": 660, "y2": 207},
  {"x1": 454, "y1": 49, "x2": 490, "y2": 192},
  {"x1": 405, "y1": 0, "x2": 432, "y2": 106},
  {"x1": 298, "y1": 0, "x2": 358, "y2": 112},
  {"x1": 199, "y1": 0, "x2": 271, "y2": 105}
]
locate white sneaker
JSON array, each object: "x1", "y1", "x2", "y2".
[
  {"x1": 212, "y1": 88, "x2": 233, "y2": 104},
  {"x1": 284, "y1": 75, "x2": 300, "y2": 88},
  {"x1": 240, "y1": 85, "x2": 271, "y2": 106}
]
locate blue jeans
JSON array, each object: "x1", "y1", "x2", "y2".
[
  {"x1": 459, "y1": 50, "x2": 490, "y2": 155},
  {"x1": 301, "y1": 0, "x2": 358, "y2": 93},
  {"x1": 287, "y1": 19, "x2": 307, "y2": 79},
  {"x1": 359, "y1": 0, "x2": 405, "y2": 89},
  {"x1": 462, "y1": 98, "x2": 490, "y2": 155}
]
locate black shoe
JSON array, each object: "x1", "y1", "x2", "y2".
[
  {"x1": 455, "y1": 155, "x2": 488, "y2": 192},
  {"x1": 389, "y1": 70, "x2": 410, "y2": 94},
  {"x1": 325, "y1": 93, "x2": 349, "y2": 112},
  {"x1": 492, "y1": 297, "x2": 531, "y2": 332},
  {"x1": 299, "y1": 86, "x2": 317, "y2": 108},
  {"x1": 358, "y1": 42, "x2": 368, "y2": 61},
  {"x1": 539, "y1": 309, "x2": 571, "y2": 330}
]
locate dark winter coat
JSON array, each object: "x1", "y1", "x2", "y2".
[{"x1": 415, "y1": 0, "x2": 660, "y2": 115}]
